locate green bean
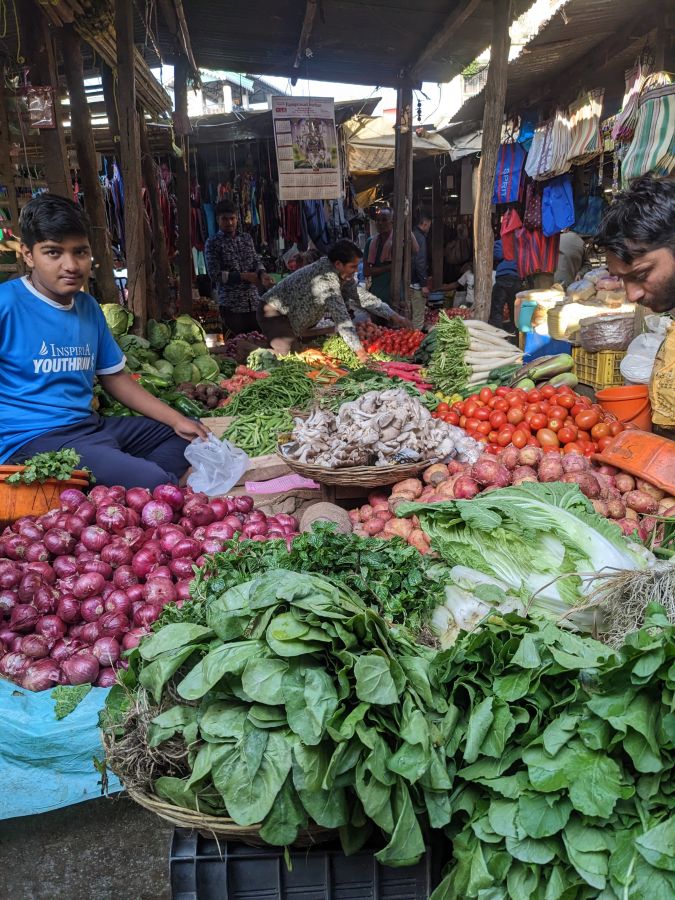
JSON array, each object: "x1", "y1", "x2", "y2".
[
  {"x1": 224, "y1": 411, "x2": 293, "y2": 457},
  {"x1": 225, "y1": 369, "x2": 314, "y2": 416}
]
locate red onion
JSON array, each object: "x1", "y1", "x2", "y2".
[
  {"x1": 205, "y1": 522, "x2": 236, "y2": 541},
  {"x1": 169, "y1": 557, "x2": 195, "y2": 580},
  {"x1": 0, "y1": 589, "x2": 17, "y2": 615},
  {"x1": 24, "y1": 542, "x2": 48, "y2": 563},
  {"x1": 101, "y1": 540, "x2": 133, "y2": 569},
  {"x1": 37, "y1": 509, "x2": 62, "y2": 530},
  {"x1": 187, "y1": 504, "x2": 216, "y2": 527},
  {"x1": 125, "y1": 487, "x2": 153, "y2": 512},
  {"x1": 18, "y1": 571, "x2": 43, "y2": 603},
  {"x1": 23, "y1": 658, "x2": 61, "y2": 691},
  {"x1": 192, "y1": 526, "x2": 207, "y2": 542},
  {"x1": 158, "y1": 529, "x2": 185, "y2": 554},
  {"x1": 58, "y1": 575, "x2": 78, "y2": 593},
  {"x1": 170, "y1": 538, "x2": 200, "y2": 560},
  {"x1": 68, "y1": 624, "x2": 86, "y2": 640},
  {"x1": 141, "y1": 500, "x2": 174, "y2": 528},
  {"x1": 209, "y1": 498, "x2": 230, "y2": 518},
  {"x1": 81, "y1": 621, "x2": 102, "y2": 644},
  {"x1": 143, "y1": 577, "x2": 176, "y2": 605},
  {"x1": 4, "y1": 534, "x2": 28, "y2": 560},
  {"x1": 33, "y1": 584, "x2": 58, "y2": 614},
  {"x1": 89, "y1": 485, "x2": 112, "y2": 506},
  {"x1": 133, "y1": 603, "x2": 161, "y2": 627},
  {"x1": 0, "y1": 562, "x2": 20, "y2": 589},
  {"x1": 125, "y1": 507, "x2": 141, "y2": 528},
  {"x1": 104, "y1": 590, "x2": 132, "y2": 617},
  {"x1": 148, "y1": 566, "x2": 173, "y2": 581},
  {"x1": 75, "y1": 544, "x2": 95, "y2": 559},
  {"x1": 80, "y1": 525, "x2": 110, "y2": 552},
  {"x1": 73, "y1": 572, "x2": 106, "y2": 600},
  {"x1": 234, "y1": 496, "x2": 254, "y2": 514},
  {"x1": 62, "y1": 652, "x2": 99, "y2": 685},
  {"x1": 98, "y1": 612, "x2": 129, "y2": 638},
  {"x1": 10, "y1": 604, "x2": 39, "y2": 632},
  {"x1": 131, "y1": 599, "x2": 145, "y2": 617},
  {"x1": 127, "y1": 584, "x2": 145, "y2": 604},
  {"x1": 21, "y1": 633, "x2": 50, "y2": 659},
  {"x1": 57, "y1": 595, "x2": 81, "y2": 624},
  {"x1": 18, "y1": 521, "x2": 44, "y2": 542},
  {"x1": 120, "y1": 526, "x2": 146, "y2": 551},
  {"x1": 43, "y1": 528, "x2": 77, "y2": 556},
  {"x1": 96, "y1": 667, "x2": 118, "y2": 688},
  {"x1": 101, "y1": 583, "x2": 115, "y2": 600},
  {"x1": 81, "y1": 559, "x2": 113, "y2": 581},
  {"x1": 201, "y1": 538, "x2": 225, "y2": 554},
  {"x1": 153, "y1": 483, "x2": 185, "y2": 511},
  {"x1": 64, "y1": 515, "x2": 86, "y2": 538},
  {"x1": 131, "y1": 545, "x2": 164, "y2": 579},
  {"x1": 59, "y1": 488, "x2": 87, "y2": 512},
  {"x1": 195, "y1": 555, "x2": 207, "y2": 565},
  {"x1": 243, "y1": 521, "x2": 268, "y2": 539},
  {"x1": 0, "y1": 650, "x2": 28, "y2": 678},
  {"x1": 9, "y1": 635, "x2": 23, "y2": 652},
  {"x1": 177, "y1": 517, "x2": 194, "y2": 534},
  {"x1": 25, "y1": 561, "x2": 56, "y2": 584},
  {"x1": 224, "y1": 514, "x2": 244, "y2": 530},
  {"x1": 80, "y1": 596, "x2": 105, "y2": 622},
  {"x1": 247, "y1": 509, "x2": 267, "y2": 522},
  {"x1": 36, "y1": 615, "x2": 67, "y2": 642},
  {"x1": 175, "y1": 580, "x2": 192, "y2": 602},
  {"x1": 106, "y1": 485, "x2": 126, "y2": 503},
  {"x1": 122, "y1": 628, "x2": 148, "y2": 651},
  {"x1": 0, "y1": 626, "x2": 15, "y2": 644},
  {"x1": 96, "y1": 503, "x2": 128, "y2": 533},
  {"x1": 51, "y1": 638, "x2": 82, "y2": 661},
  {"x1": 274, "y1": 514, "x2": 298, "y2": 530},
  {"x1": 113, "y1": 565, "x2": 139, "y2": 589},
  {"x1": 92, "y1": 636, "x2": 120, "y2": 667},
  {"x1": 76, "y1": 500, "x2": 96, "y2": 525}
]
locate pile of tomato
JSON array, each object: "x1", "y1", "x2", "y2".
[
  {"x1": 432, "y1": 384, "x2": 625, "y2": 456},
  {"x1": 355, "y1": 323, "x2": 424, "y2": 357}
]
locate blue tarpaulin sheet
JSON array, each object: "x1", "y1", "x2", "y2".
[{"x1": 0, "y1": 679, "x2": 120, "y2": 820}]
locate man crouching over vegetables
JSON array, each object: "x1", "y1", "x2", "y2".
[
  {"x1": 258, "y1": 239, "x2": 412, "y2": 364},
  {"x1": 0, "y1": 194, "x2": 208, "y2": 488}
]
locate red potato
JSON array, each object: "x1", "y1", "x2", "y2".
[
  {"x1": 624, "y1": 507, "x2": 639, "y2": 522},
  {"x1": 360, "y1": 505, "x2": 375, "y2": 522},
  {"x1": 352, "y1": 526, "x2": 367, "y2": 538},
  {"x1": 659, "y1": 504, "x2": 675, "y2": 519},
  {"x1": 470, "y1": 458, "x2": 510, "y2": 488},
  {"x1": 436, "y1": 479, "x2": 460, "y2": 499},
  {"x1": 606, "y1": 498, "x2": 626, "y2": 520},
  {"x1": 538, "y1": 457, "x2": 564, "y2": 483},
  {"x1": 348, "y1": 508, "x2": 361, "y2": 525},
  {"x1": 615, "y1": 518, "x2": 640, "y2": 537},
  {"x1": 388, "y1": 493, "x2": 416, "y2": 514},
  {"x1": 636, "y1": 479, "x2": 666, "y2": 501},
  {"x1": 596, "y1": 465, "x2": 619, "y2": 476},
  {"x1": 499, "y1": 446, "x2": 520, "y2": 471},
  {"x1": 658, "y1": 498, "x2": 675, "y2": 514},
  {"x1": 518, "y1": 446, "x2": 543, "y2": 468},
  {"x1": 624, "y1": 491, "x2": 658, "y2": 515},
  {"x1": 561, "y1": 454, "x2": 589, "y2": 474},
  {"x1": 614, "y1": 473, "x2": 636, "y2": 493},
  {"x1": 383, "y1": 519, "x2": 413, "y2": 540},
  {"x1": 560, "y1": 472, "x2": 601, "y2": 499},
  {"x1": 368, "y1": 491, "x2": 390, "y2": 510},
  {"x1": 638, "y1": 516, "x2": 658, "y2": 542},
  {"x1": 453, "y1": 476, "x2": 480, "y2": 499},
  {"x1": 423, "y1": 464, "x2": 450, "y2": 486},
  {"x1": 391, "y1": 479, "x2": 423, "y2": 499},
  {"x1": 512, "y1": 465, "x2": 537, "y2": 481},
  {"x1": 419, "y1": 487, "x2": 438, "y2": 502},
  {"x1": 407, "y1": 528, "x2": 430, "y2": 554},
  {"x1": 592, "y1": 499, "x2": 609, "y2": 517},
  {"x1": 364, "y1": 518, "x2": 386, "y2": 536},
  {"x1": 512, "y1": 475, "x2": 538, "y2": 485},
  {"x1": 447, "y1": 460, "x2": 467, "y2": 476}
]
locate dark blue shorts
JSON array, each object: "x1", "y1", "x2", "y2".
[{"x1": 10, "y1": 414, "x2": 190, "y2": 490}]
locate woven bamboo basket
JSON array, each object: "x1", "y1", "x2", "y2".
[
  {"x1": 126, "y1": 787, "x2": 335, "y2": 847},
  {"x1": 277, "y1": 446, "x2": 436, "y2": 487}
]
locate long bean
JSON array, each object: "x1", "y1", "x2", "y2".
[
  {"x1": 223, "y1": 411, "x2": 293, "y2": 457},
  {"x1": 225, "y1": 368, "x2": 314, "y2": 415}
]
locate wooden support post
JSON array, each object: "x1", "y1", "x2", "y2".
[
  {"x1": 139, "y1": 109, "x2": 171, "y2": 320},
  {"x1": 61, "y1": 26, "x2": 117, "y2": 304},
  {"x1": 115, "y1": 0, "x2": 147, "y2": 331},
  {"x1": 390, "y1": 85, "x2": 413, "y2": 318},
  {"x1": 20, "y1": 3, "x2": 71, "y2": 197},
  {"x1": 472, "y1": 0, "x2": 512, "y2": 322},
  {"x1": 431, "y1": 169, "x2": 444, "y2": 290},
  {"x1": 0, "y1": 67, "x2": 21, "y2": 275},
  {"x1": 173, "y1": 56, "x2": 193, "y2": 314}
]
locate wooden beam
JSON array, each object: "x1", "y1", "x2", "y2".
[
  {"x1": 139, "y1": 109, "x2": 171, "y2": 319},
  {"x1": 473, "y1": 0, "x2": 511, "y2": 322},
  {"x1": 410, "y1": 0, "x2": 483, "y2": 80},
  {"x1": 173, "y1": 56, "x2": 193, "y2": 314},
  {"x1": 115, "y1": 0, "x2": 147, "y2": 331},
  {"x1": 390, "y1": 85, "x2": 413, "y2": 318},
  {"x1": 61, "y1": 25, "x2": 117, "y2": 305},
  {"x1": 293, "y1": 0, "x2": 318, "y2": 73},
  {"x1": 157, "y1": 0, "x2": 199, "y2": 78},
  {"x1": 20, "y1": 3, "x2": 71, "y2": 197},
  {"x1": 431, "y1": 169, "x2": 444, "y2": 290}
]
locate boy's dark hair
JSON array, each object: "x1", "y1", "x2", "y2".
[
  {"x1": 19, "y1": 194, "x2": 91, "y2": 249},
  {"x1": 215, "y1": 199, "x2": 238, "y2": 216},
  {"x1": 415, "y1": 210, "x2": 432, "y2": 226},
  {"x1": 328, "y1": 239, "x2": 363, "y2": 264},
  {"x1": 595, "y1": 175, "x2": 675, "y2": 263}
]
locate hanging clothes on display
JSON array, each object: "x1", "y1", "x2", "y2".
[
  {"x1": 621, "y1": 76, "x2": 675, "y2": 185},
  {"x1": 541, "y1": 174, "x2": 575, "y2": 237},
  {"x1": 611, "y1": 54, "x2": 656, "y2": 144},
  {"x1": 566, "y1": 89, "x2": 605, "y2": 166},
  {"x1": 525, "y1": 112, "x2": 572, "y2": 181},
  {"x1": 500, "y1": 208, "x2": 523, "y2": 261},
  {"x1": 493, "y1": 142, "x2": 526, "y2": 204},
  {"x1": 302, "y1": 200, "x2": 331, "y2": 255},
  {"x1": 573, "y1": 170, "x2": 607, "y2": 237},
  {"x1": 513, "y1": 227, "x2": 560, "y2": 279},
  {"x1": 523, "y1": 180, "x2": 543, "y2": 231}
]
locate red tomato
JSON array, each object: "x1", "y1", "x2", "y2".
[
  {"x1": 575, "y1": 410, "x2": 600, "y2": 430},
  {"x1": 547, "y1": 418, "x2": 565, "y2": 433},
  {"x1": 452, "y1": 403, "x2": 464, "y2": 414},
  {"x1": 459, "y1": 415, "x2": 467, "y2": 428},
  {"x1": 511, "y1": 430, "x2": 528, "y2": 449},
  {"x1": 479, "y1": 387, "x2": 493, "y2": 403},
  {"x1": 465, "y1": 419, "x2": 479, "y2": 433},
  {"x1": 577, "y1": 430, "x2": 591, "y2": 442},
  {"x1": 489, "y1": 411, "x2": 507, "y2": 429},
  {"x1": 556, "y1": 384, "x2": 575, "y2": 395},
  {"x1": 563, "y1": 441, "x2": 583, "y2": 454},
  {"x1": 464, "y1": 401, "x2": 478, "y2": 418},
  {"x1": 540, "y1": 384, "x2": 557, "y2": 398},
  {"x1": 591, "y1": 422, "x2": 609, "y2": 439},
  {"x1": 527, "y1": 403, "x2": 543, "y2": 414},
  {"x1": 475, "y1": 407, "x2": 490, "y2": 421},
  {"x1": 495, "y1": 386, "x2": 510, "y2": 397},
  {"x1": 582, "y1": 444, "x2": 596, "y2": 457},
  {"x1": 494, "y1": 399, "x2": 510, "y2": 413},
  {"x1": 507, "y1": 394, "x2": 523, "y2": 407},
  {"x1": 486, "y1": 443, "x2": 501, "y2": 455},
  {"x1": 557, "y1": 394, "x2": 576, "y2": 410},
  {"x1": 527, "y1": 389, "x2": 542, "y2": 402},
  {"x1": 506, "y1": 408, "x2": 524, "y2": 425},
  {"x1": 531, "y1": 413, "x2": 548, "y2": 431},
  {"x1": 487, "y1": 397, "x2": 498, "y2": 409},
  {"x1": 597, "y1": 435, "x2": 613, "y2": 451},
  {"x1": 557, "y1": 426, "x2": 577, "y2": 445},
  {"x1": 496, "y1": 429, "x2": 513, "y2": 447},
  {"x1": 488, "y1": 430, "x2": 499, "y2": 443},
  {"x1": 444, "y1": 412, "x2": 460, "y2": 426},
  {"x1": 537, "y1": 428, "x2": 560, "y2": 449},
  {"x1": 476, "y1": 421, "x2": 492, "y2": 436},
  {"x1": 608, "y1": 421, "x2": 625, "y2": 436},
  {"x1": 436, "y1": 402, "x2": 449, "y2": 415},
  {"x1": 527, "y1": 436, "x2": 539, "y2": 446},
  {"x1": 547, "y1": 405, "x2": 568, "y2": 421}
]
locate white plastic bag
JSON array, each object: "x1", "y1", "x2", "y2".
[
  {"x1": 620, "y1": 314, "x2": 671, "y2": 384},
  {"x1": 184, "y1": 433, "x2": 249, "y2": 497}
]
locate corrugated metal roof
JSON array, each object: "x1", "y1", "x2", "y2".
[
  {"x1": 135, "y1": 0, "x2": 530, "y2": 88},
  {"x1": 448, "y1": 0, "x2": 660, "y2": 129}
]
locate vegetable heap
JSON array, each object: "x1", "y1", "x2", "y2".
[
  {"x1": 6, "y1": 450, "x2": 87, "y2": 485},
  {"x1": 0, "y1": 485, "x2": 300, "y2": 692},
  {"x1": 428, "y1": 607, "x2": 675, "y2": 900},
  {"x1": 222, "y1": 411, "x2": 294, "y2": 457},
  {"x1": 104, "y1": 569, "x2": 450, "y2": 864},
  {"x1": 219, "y1": 366, "x2": 315, "y2": 417},
  {"x1": 355, "y1": 322, "x2": 424, "y2": 357}
]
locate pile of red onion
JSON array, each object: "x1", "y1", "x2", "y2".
[{"x1": 0, "y1": 484, "x2": 299, "y2": 692}]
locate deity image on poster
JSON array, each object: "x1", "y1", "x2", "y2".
[{"x1": 290, "y1": 117, "x2": 338, "y2": 172}]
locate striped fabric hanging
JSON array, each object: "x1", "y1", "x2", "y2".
[
  {"x1": 621, "y1": 76, "x2": 675, "y2": 185},
  {"x1": 567, "y1": 89, "x2": 605, "y2": 165}
]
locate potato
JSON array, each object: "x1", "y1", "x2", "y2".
[
  {"x1": 364, "y1": 518, "x2": 386, "y2": 536},
  {"x1": 624, "y1": 507, "x2": 639, "y2": 521},
  {"x1": 436, "y1": 478, "x2": 459, "y2": 498},
  {"x1": 383, "y1": 518, "x2": 413, "y2": 540},
  {"x1": 368, "y1": 491, "x2": 390, "y2": 510},
  {"x1": 423, "y1": 463, "x2": 450, "y2": 486},
  {"x1": 360, "y1": 505, "x2": 375, "y2": 522},
  {"x1": 407, "y1": 528, "x2": 430, "y2": 554},
  {"x1": 658, "y1": 497, "x2": 675, "y2": 514},
  {"x1": 348, "y1": 508, "x2": 362, "y2": 525},
  {"x1": 636, "y1": 479, "x2": 666, "y2": 501},
  {"x1": 392, "y1": 478, "x2": 423, "y2": 498},
  {"x1": 615, "y1": 473, "x2": 636, "y2": 493},
  {"x1": 624, "y1": 490, "x2": 658, "y2": 515},
  {"x1": 388, "y1": 492, "x2": 416, "y2": 514}
]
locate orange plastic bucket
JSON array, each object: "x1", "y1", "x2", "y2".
[{"x1": 596, "y1": 385, "x2": 652, "y2": 432}]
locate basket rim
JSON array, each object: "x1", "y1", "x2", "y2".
[{"x1": 276, "y1": 446, "x2": 437, "y2": 486}]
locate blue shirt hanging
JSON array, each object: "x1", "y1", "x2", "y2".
[
  {"x1": 493, "y1": 143, "x2": 526, "y2": 205},
  {"x1": 542, "y1": 174, "x2": 575, "y2": 237}
]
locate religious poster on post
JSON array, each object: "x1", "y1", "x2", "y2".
[{"x1": 272, "y1": 96, "x2": 341, "y2": 201}]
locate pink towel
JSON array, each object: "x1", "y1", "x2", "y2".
[{"x1": 245, "y1": 474, "x2": 320, "y2": 494}]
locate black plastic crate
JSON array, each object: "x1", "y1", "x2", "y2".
[{"x1": 170, "y1": 828, "x2": 442, "y2": 900}]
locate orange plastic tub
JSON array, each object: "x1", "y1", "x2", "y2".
[
  {"x1": 0, "y1": 467, "x2": 90, "y2": 529},
  {"x1": 592, "y1": 431, "x2": 675, "y2": 495},
  {"x1": 596, "y1": 385, "x2": 652, "y2": 432}
]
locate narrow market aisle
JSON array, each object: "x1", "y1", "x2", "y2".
[{"x1": 0, "y1": 797, "x2": 171, "y2": 899}]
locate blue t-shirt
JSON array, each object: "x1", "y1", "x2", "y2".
[{"x1": 0, "y1": 277, "x2": 125, "y2": 462}]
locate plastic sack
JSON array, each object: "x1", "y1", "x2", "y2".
[
  {"x1": 566, "y1": 279, "x2": 595, "y2": 302},
  {"x1": 0, "y1": 679, "x2": 120, "y2": 820},
  {"x1": 584, "y1": 267, "x2": 609, "y2": 284},
  {"x1": 580, "y1": 314, "x2": 635, "y2": 351},
  {"x1": 620, "y1": 315, "x2": 671, "y2": 384},
  {"x1": 185, "y1": 433, "x2": 249, "y2": 496}
]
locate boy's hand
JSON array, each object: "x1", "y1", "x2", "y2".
[{"x1": 173, "y1": 415, "x2": 210, "y2": 442}]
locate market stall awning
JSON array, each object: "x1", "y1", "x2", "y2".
[{"x1": 345, "y1": 117, "x2": 451, "y2": 173}]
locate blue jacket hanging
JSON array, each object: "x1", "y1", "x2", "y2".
[
  {"x1": 493, "y1": 143, "x2": 526, "y2": 205},
  {"x1": 542, "y1": 174, "x2": 575, "y2": 237}
]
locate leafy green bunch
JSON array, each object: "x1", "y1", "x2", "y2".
[
  {"x1": 105, "y1": 569, "x2": 451, "y2": 863},
  {"x1": 428, "y1": 606, "x2": 675, "y2": 899},
  {"x1": 7, "y1": 449, "x2": 89, "y2": 484}
]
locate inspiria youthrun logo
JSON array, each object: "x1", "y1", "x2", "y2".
[{"x1": 33, "y1": 340, "x2": 95, "y2": 374}]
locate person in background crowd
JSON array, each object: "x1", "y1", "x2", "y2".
[
  {"x1": 363, "y1": 208, "x2": 419, "y2": 302},
  {"x1": 490, "y1": 239, "x2": 523, "y2": 331},
  {"x1": 0, "y1": 194, "x2": 207, "y2": 489},
  {"x1": 553, "y1": 229, "x2": 587, "y2": 287},
  {"x1": 258, "y1": 239, "x2": 412, "y2": 362},
  {"x1": 204, "y1": 199, "x2": 274, "y2": 336},
  {"x1": 412, "y1": 211, "x2": 432, "y2": 293},
  {"x1": 595, "y1": 175, "x2": 675, "y2": 314}
]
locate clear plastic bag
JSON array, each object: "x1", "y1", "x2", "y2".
[
  {"x1": 184, "y1": 433, "x2": 249, "y2": 496},
  {"x1": 620, "y1": 315, "x2": 671, "y2": 384}
]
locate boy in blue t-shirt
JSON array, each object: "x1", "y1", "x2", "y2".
[{"x1": 0, "y1": 194, "x2": 208, "y2": 488}]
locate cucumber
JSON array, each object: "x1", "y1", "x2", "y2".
[
  {"x1": 488, "y1": 363, "x2": 520, "y2": 384},
  {"x1": 459, "y1": 382, "x2": 498, "y2": 399}
]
